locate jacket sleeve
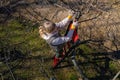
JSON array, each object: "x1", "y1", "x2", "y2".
[
  {"x1": 55, "y1": 16, "x2": 72, "y2": 29},
  {"x1": 51, "y1": 21, "x2": 78, "y2": 46},
  {"x1": 51, "y1": 36, "x2": 71, "y2": 46}
]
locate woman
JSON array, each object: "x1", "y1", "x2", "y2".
[{"x1": 39, "y1": 11, "x2": 79, "y2": 67}]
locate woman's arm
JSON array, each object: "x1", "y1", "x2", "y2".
[
  {"x1": 51, "y1": 20, "x2": 78, "y2": 46},
  {"x1": 55, "y1": 10, "x2": 75, "y2": 29},
  {"x1": 55, "y1": 15, "x2": 72, "y2": 29}
]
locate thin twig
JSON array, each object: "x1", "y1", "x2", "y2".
[
  {"x1": 79, "y1": 12, "x2": 102, "y2": 23},
  {"x1": 0, "y1": 73, "x2": 4, "y2": 80}
]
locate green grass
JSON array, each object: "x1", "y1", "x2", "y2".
[
  {"x1": 70, "y1": 74, "x2": 78, "y2": 80},
  {"x1": 0, "y1": 19, "x2": 53, "y2": 80},
  {"x1": 0, "y1": 19, "x2": 120, "y2": 80},
  {"x1": 79, "y1": 44, "x2": 94, "y2": 54},
  {"x1": 109, "y1": 61, "x2": 120, "y2": 72},
  {"x1": 0, "y1": 19, "x2": 51, "y2": 54}
]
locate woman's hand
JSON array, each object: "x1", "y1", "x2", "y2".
[{"x1": 68, "y1": 10, "x2": 75, "y2": 19}]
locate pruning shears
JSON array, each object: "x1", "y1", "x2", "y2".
[{"x1": 75, "y1": 11, "x2": 81, "y2": 20}]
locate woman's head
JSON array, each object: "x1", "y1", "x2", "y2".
[
  {"x1": 43, "y1": 20, "x2": 56, "y2": 33},
  {"x1": 39, "y1": 20, "x2": 56, "y2": 38}
]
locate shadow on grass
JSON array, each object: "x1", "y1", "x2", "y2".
[
  {"x1": 55, "y1": 48, "x2": 120, "y2": 80},
  {"x1": 1, "y1": 47, "x2": 120, "y2": 80}
]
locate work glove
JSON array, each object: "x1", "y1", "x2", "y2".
[
  {"x1": 73, "y1": 20, "x2": 78, "y2": 26},
  {"x1": 70, "y1": 19, "x2": 79, "y2": 30},
  {"x1": 68, "y1": 10, "x2": 75, "y2": 19},
  {"x1": 69, "y1": 10, "x2": 75, "y2": 16}
]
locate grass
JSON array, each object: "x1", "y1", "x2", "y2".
[
  {"x1": 70, "y1": 74, "x2": 78, "y2": 80},
  {"x1": 0, "y1": 19, "x2": 49, "y2": 79},
  {"x1": 109, "y1": 61, "x2": 120, "y2": 72},
  {"x1": 0, "y1": 19, "x2": 50, "y2": 54},
  {"x1": 79, "y1": 44, "x2": 94, "y2": 54},
  {"x1": 0, "y1": 19, "x2": 120, "y2": 80}
]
